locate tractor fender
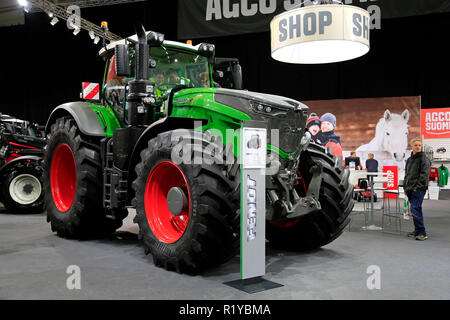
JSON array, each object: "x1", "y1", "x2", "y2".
[
  {"x1": 45, "y1": 102, "x2": 105, "y2": 137},
  {"x1": 126, "y1": 116, "x2": 208, "y2": 203},
  {"x1": 0, "y1": 155, "x2": 42, "y2": 177}
]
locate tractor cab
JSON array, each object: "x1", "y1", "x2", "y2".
[{"x1": 99, "y1": 33, "x2": 233, "y2": 127}]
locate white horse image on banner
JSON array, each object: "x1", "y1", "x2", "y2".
[{"x1": 356, "y1": 109, "x2": 411, "y2": 170}]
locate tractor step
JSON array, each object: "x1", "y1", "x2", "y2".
[{"x1": 102, "y1": 138, "x2": 128, "y2": 209}]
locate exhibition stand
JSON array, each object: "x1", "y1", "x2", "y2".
[
  {"x1": 422, "y1": 108, "x2": 450, "y2": 198},
  {"x1": 224, "y1": 120, "x2": 283, "y2": 293}
]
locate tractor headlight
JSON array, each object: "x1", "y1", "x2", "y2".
[
  {"x1": 249, "y1": 101, "x2": 287, "y2": 117},
  {"x1": 147, "y1": 31, "x2": 165, "y2": 44},
  {"x1": 198, "y1": 43, "x2": 215, "y2": 57}
]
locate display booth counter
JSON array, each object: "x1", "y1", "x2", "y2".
[
  {"x1": 349, "y1": 168, "x2": 406, "y2": 200},
  {"x1": 349, "y1": 165, "x2": 446, "y2": 201}
]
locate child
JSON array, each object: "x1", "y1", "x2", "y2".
[
  {"x1": 306, "y1": 113, "x2": 322, "y2": 144},
  {"x1": 317, "y1": 113, "x2": 343, "y2": 160}
]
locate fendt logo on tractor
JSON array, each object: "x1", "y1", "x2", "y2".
[
  {"x1": 247, "y1": 175, "x2": 257, "y2": 242},
  {"x1": 43, "y1": 24, "x2": 354, "y2": 274}
]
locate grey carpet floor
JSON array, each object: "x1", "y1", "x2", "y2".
[{"x1": 0, "y1": 199, "x2": 449, "y2": 300}]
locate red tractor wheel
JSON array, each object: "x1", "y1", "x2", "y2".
[
  {"x1": 144, "y1": 161, "x2": 191, "y2": 243},
  {"x1": 44, "y1": 117, "x2": 127, "y2": 238},
  {"x1": 133, "y1": 130, "x2": 239, "y2": 274},
  {"x1": 50, "y1": 143, "x2": 77, "y2": 212}
]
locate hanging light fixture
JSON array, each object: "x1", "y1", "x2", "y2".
[
  {"x1": 270, "y1": 0, "x2": 370, "y2": 64},
  {"x1": 17, "y1": 0, "x2": 31, "y2": 12},
  {"x1": 50, "y1": 17, "x2": 59, "y2": 26}
]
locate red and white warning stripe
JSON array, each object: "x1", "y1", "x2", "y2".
[{"x1": 82, "y1": 82, "x2": 100, "y2": 100}]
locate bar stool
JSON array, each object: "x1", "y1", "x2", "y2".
[
  {"x1": 372, "y1": 176, "x2": 388, "y2": 214},
  {"x1": 348, "y1": 184, "x2": 369, "y2": 231},
  {"x1": 382, "y1": 180, "x2": 404, "y2": 234}
]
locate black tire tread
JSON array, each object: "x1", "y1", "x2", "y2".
[
  {"x1": 132, "y1": 130, "x2": 239, "y2": 274},
  {"x1": 44, "y1": 117, "x2": 126, "y2": 239},
  {"x1": 267, "y1": 143, "x2": 354, "y2": 251}
]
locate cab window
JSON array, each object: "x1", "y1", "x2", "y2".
[{"x1": 104, "y1": 55, "x2": 129, "y2": 124}]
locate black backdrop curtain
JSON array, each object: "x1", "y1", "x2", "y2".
[{"x1": 0, "y1": 1, "x2": 449, "y2": 125}]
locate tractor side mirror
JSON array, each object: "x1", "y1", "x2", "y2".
[
  {"x1": 214, "y1": 70, "x2": 224, "y2": 78},
  {"x1": 232, "y1": 63, "x2": 243, "y2": 90},
  {"x1": 115, "y1": 44, "x2": 130, "y2": 77}
]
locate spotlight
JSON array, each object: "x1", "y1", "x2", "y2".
[
  {"x1": 93, "y1": 36, "x2": 100, "y2": 44},
  {"x1": 17, "y1": 0, "x2": 30, "y2": 12},
  {"x1": 73, "y1": 28, "x2": 80, "y2": 36},
  {"x1": 89, "y1": 30, "x2": 95, "y2": 40},
  {"x1": 50, "y1": 17, "x2": 59, "y2": 26},
  {"x1": 47, "y1": 11, "x2": 53, "y2": 18}
]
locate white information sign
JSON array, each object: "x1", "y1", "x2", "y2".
[{"x1": 242, "y1": 127, "x2": 267, "y2": 169}]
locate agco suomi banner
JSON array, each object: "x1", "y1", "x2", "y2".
[{"x1": 177, "y1": 0, "x2": 450, "y2": 39}]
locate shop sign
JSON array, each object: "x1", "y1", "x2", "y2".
[
  {"x1": 383, "y1": 166, "x2": 398, "y2": 199},
  {"x1": 270, "y1": 4, "x2": 370, "y2": 63}
]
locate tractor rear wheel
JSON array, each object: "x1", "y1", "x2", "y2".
[
  {"x1": 132, "y1": 130, "x2": 239, "y2": 274},
  {"x1": 266, "y1": 143, "x2": 354, "y2": 251},
  {"x1": 0, "y1": 160, "x2": 44, "y2": 213},
  {"x1": 43, "y1": 117, "x2": 127, "y2": 239}
]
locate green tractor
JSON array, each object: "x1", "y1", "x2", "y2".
[{"x1": 43, "y1": 26, "x2": 354, "y2": 273}]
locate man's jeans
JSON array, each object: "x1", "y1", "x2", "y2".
[{"x1": 406, "y1": 190, "x2": 427, "y2": 236}]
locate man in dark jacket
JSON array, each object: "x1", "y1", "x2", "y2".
[{"x1": 404, "y1": 137, "x2": 431, "y2": 241}]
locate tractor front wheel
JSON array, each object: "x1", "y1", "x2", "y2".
[
  {"x1": 133, "y1": 130, "x2": 239, "y2": 274},
  {"x1": 267, "y1": 143, "x2": 354, "y2": 251}
]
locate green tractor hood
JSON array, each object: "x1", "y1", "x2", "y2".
[{"x1": 214, "y1": 88, "x2": 310, "y2": 116}]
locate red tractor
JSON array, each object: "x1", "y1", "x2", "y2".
[{"x1": 0, "y1": 114, "x2": 45, "y2": 213}]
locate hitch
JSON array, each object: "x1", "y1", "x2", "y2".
[
  {"x1": 267, "y1": 135, "x2": 323, "y2": 221},
  {"x1": 286, "y1": 162, "x2": 322, "y2": 219}
]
